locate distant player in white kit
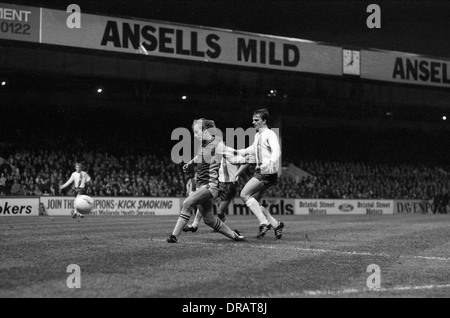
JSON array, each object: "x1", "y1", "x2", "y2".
[
  {"x1": 236, "y1": 108, "x2": 285, "y2": 239},
  {"x1": 59, "y1": 162, "x2": 91, "y2": 218}
]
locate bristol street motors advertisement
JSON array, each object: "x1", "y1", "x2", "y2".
[{"x1": 295, "y1": 199, "x2": 394, "y2": 215}]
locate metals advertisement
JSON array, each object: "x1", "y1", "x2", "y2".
[{"x1": 178, "y1": 197, "x2": 295, "y2": 216}]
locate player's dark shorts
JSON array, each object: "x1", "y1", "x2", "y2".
[
  {"x1": 74, "y1": 188, "x2": 86, "y2": 197},
  {"x1": 218, "y1": 182, "x2": 237, "y2": 201},
  {"x1": 197, "y1": 182, "x2": 219, "y2": 200},
  {"x1": 253, "y1": 169, "x2": 278, "y2": 189}
]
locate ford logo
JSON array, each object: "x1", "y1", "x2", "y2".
[{"x1": 339, "y1": 204, "x2": 354, "y2": 212}]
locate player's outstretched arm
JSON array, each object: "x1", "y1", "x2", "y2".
[
  {"x1": 59, "y1": 174, "x2": 74, "y2": 190},
  {"x1": 218, "y1": 143, "x2": 246, "y2": 165},
  {"x1": 236, "y1": 133, "x2": 258, "y2": 157},
  {"x1": 236, "y1": 145, "x2": 255, "y2": 157}
]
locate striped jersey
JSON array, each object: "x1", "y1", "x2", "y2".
[
  {"x1": 244, "y1": 128, "x2": 281, "y2": 174},
  {"x1": 219, "y1": 157, "x2": 241, "y2": 183},
  {"x1": 194, "y1": 137, "x2": 244, "y2": 186},
  {"x1": 67, "y1": 171, "x2": 91, "y2": 189}
]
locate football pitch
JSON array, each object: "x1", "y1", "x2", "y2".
[{"x1": 1, "y1": 214, "x2": 449, "y2": 298}]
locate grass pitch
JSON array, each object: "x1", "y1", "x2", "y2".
[{"x1": 1, "y1": 214, "x2": 449, "y2": 298}]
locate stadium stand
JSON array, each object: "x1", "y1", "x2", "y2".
[{"x1": 1, "y1": 98, "x2": 448, "y2": 201}]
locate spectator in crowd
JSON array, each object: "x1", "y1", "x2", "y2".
[
  {"x1": 441, "y1": 188, "x2": 449, "y2": 214},
  {"x1": 38, "y1": 203, "x2": 48, "y2": 216},
  {"x1": 10, "y1": 179, "x2": 26, "y2": 196},
  {"x1": 0, "y1": 173, "x2": 6, "y2": 195},
  {"x1": 433, "y1": 187, "x2": 449, "y2": 214},
  {"x1": 33, "y1": 184, "x2": 43, "y2": 196}
]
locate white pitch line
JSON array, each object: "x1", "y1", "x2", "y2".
[
  {"x1": 300, "y1": 284, "x2": 450, "y2": 297},
  {"x1": 154, "y1": 238, "x2": 450, "y2": 261},
  {"x1": 155, "y1": 237, "x2": 450, "y2": 297}
]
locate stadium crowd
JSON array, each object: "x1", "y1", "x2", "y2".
[
  {"x1": 1, "y1": 147, "x2": 449, "y2": 201},
  {"x1": 0, "y1": 149, "x2": 186, "y2": 198},
  {"x1": 261, "y1": 161, "x2": 449, "y2": 200},
  {"x1": 0, "y1": 104, "x2": 449, "y2": 202}
]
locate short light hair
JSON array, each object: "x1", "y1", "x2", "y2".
[
  {"x1": 192, "y1": 118, "x2": 216, "y2": 131},
  {"x1": 192, "y1": 118, "x2": 222, "y2": 138},
  {"x1": 75, "y1": 162, "x2": 83, "y2": 168}
]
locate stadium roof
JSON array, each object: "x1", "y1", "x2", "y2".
[{"x1": 8, "y1": 0, "x2": 450, "y2": 59}]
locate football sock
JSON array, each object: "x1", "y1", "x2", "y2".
[
  {"x1": 191, "y1": 209, "x2": 202, "y2": 228},
  {"x1": 172, "y1": 210, "x2": 191, "y2": 236},
  {"x1": 210, "y1": 218, "x2": 238, "y2": 239},
  {"x1": 261, "y1": 206, "x2": 279, "y2": 228},
  {"x1": 245, "y1": 197, "x2": 269, "y2": 225}
]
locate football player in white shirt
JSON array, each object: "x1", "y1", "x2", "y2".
[
  {"x1": 236, "y1": 108, "x2": 285, "y2": 239},
  {"x1": 59, "y1": 162, "x2": 91, "y2": 218}
]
